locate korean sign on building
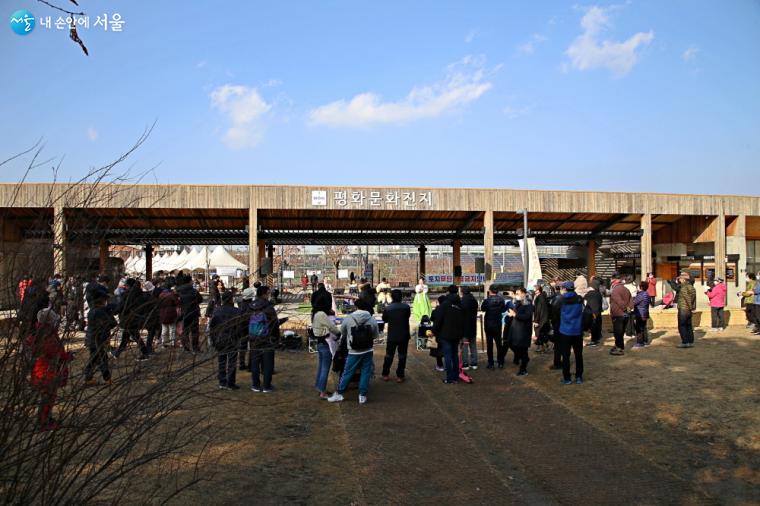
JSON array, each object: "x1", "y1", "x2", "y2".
[
  {"x1": 425, "y1": 274, "x2": 485, "y2": 286},
  {"x1": 311, "y1": 189, "x2": 433, "y2": 209}
]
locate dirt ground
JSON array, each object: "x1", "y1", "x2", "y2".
[{"x1": 75, "y1": 323, "x2": 759, "y2": 505}]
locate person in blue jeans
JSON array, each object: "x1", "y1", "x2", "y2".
[
  {"x1": 328, "y1": 298, "x2": 379, "y2": 404},
  {"x1": 312, "y1": 309, "x2": 340, "y2": 399},
  {"x1": 432, "y1": 285, "x2": 465, "y2": 384}
]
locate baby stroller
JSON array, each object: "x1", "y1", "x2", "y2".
[{"x1": 417, "y1": 317, "x2": 434, "y2": 351}]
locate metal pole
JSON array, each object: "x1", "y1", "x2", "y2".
[{"x1": 520, "y1": 209, "x2": 529, "y2": 288}]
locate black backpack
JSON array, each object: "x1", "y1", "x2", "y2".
[
  {"x1": 582, "y1": 304, "x2": 594, "y2": 332},
  {"x1": 350, "y1": 322, "x2": 373, "y2": 351}
]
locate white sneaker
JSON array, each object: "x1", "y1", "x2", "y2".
[
  {"x1": 358, "y1": 395, "x2": 367, "y2": 404},
  {"x1": 470, "y1": 365, "x2": 478, "y2": 370},
  {"x1": 327, "y1": 392, "x2": 344, "y2": 403}
]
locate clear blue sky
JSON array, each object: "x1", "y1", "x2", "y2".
[{"x1": 3, "y1": 0, "x2": 759, "y2": 194}]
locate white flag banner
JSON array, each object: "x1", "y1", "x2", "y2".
[{"x1": 518, "y1": 237, "x2": 542, "y2": 289}]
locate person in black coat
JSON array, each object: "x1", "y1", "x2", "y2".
[
  {"x1": 480, "y1": 287, "x2": 506, "y2": 369},
  {"x1": 533, "y1": 285, "x2": 551, "y2": 353},
  {"x1": 584, "y1": 278, "x2": 604, "y2": 346},
  {"x1": 114, "y1": 279, "x2": 149, "y2": 360},
  {"x1": 176, "y1": 274, "x2": 203, "y2": 352},
  {"x1": 460, "y1": 287, "x2": 479, "y2": 370},
  {"x1": 210, "y1": 290, "x2": 246, "y2": 390},
  {"x1": 381, "y1": 289, "x2": 412, "y2": 381},
  {"x1": 19, "y1": 279, "x2": 50, "y2": 338},
  {"x1": 506, "y1": 288, "x2": 534, "y2": 376},
  {"x1": 433, "y1": 285, "x2": 465, "y2": 384},
  {"x1": 140, "y1": 282, "x2": 162, "y2": 354},
  {"x1": 84, "y1": 291, "x2": 117, "y2": 385},
  {"x1": 429, "y1": 295, "x2": 447, "y2": 370},
  {"x1": 358, "y1": 279, "x2": 377, "y2": 314}
]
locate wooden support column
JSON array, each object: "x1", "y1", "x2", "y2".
[
  {"x1": 483, "y1": 210, "x2": 494, "y2": 292},
  {"x1": 715, "y1": 212, "x2": 727, "y2": 281},
  {"x1": 248, "y1": 206, "x2": 258, "y2": 282},
  {"x1": 99, "y1": 240, "x2": 109, "y2": 274},
  {"x1": 452, "y1": 239, "x2": 462, "y2": 285},
  {"x1": 727, "y1": 215, "x2": 746, "y2": 309},
  {"x1": 640, "y1": 213, "x2": 652, "y2": 281},
  {"x1": 418, "y1": 245, "x2": 427, "y2": 278},
  {"x1": 145, "y1": 245, "x2": 153, "y2": 280},
  {"x1": 587, "y1": 239, "x2": 597, "y2": 278},
  {"x1": 52, "y1": 206, "x2": 66, "y2": 276}
]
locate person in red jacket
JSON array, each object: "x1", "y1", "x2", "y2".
[
  {"x1": 27, "y1": 308, "x2": 73, "y2": 431},
  {"x1": 646, "y1": 272, "x2": 657, "y2": 307},
  {"x1": 707, "y1": 278, "x2": 727, "y2": 331},
  {"x1": 18, "y1": 274, "x2": 32, "y2": 304}
]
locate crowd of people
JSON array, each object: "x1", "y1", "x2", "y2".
[{"x1": 16, "y1": 265, "x2": 760, "y2": 427}]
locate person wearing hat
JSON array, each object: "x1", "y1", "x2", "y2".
[
  {"x1": 84, "y1": 289, "x2": 117, "y2": 386},
  {"x1": 609, "y1": 273, "x2": 633, "y2": 356},
  {"x1": 158, "y1": 284, "x2": 180, "y2": 347},
  {"x1": 140, "y1": 281, "x2": 162, "y2": 354},
  {"x1": 210, "y1": 290, "x2": 246, "y2": 390},
  {"x1": 28, "y1": 308, "x2": 73, "y2": 431},
  {"x1": 237, "y1": 286, "x2": 257, "y2": 370},
  {"x1": 676, "y1": 273, "x2": 697, "y2": 348},
  {"x1": 551, "y1": 281, "x2": 585, "y2": 384},
  {"x1": 706, "y1": 277, "x2": 727, "y2": 332}
]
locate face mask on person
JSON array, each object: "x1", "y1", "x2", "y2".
[{"x1": 514, "y1": 294, "x2": 525, "y2": 302}]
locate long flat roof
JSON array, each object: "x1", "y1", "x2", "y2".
[
  {"x1": 2, "y1": 183, "x2": 758, "y2": 245},
  {"x1": 2, "y1": 183, "x2": 759, "y2": 216}
]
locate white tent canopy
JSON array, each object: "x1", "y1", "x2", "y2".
[
  {"x1": 176, "y1": 247, "x2": 198, "y2": 271},
  {"x1": 209, "y1": 246, "x2": 247, "y2": 270},
  {"x1": 183, "y1": 246, "x2": 211, "y2": 272},
  {"x1": 117, "y1": 246, "x2": 247, "y2": 276}
]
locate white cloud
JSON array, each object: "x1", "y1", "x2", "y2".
[
  {"x1": 308, "y1": 56, "x2": 494, "y2": 128},
  {"x1": 518, "y1": 33, "x2": 547, "y2": 55},
  {"x1": 195, "y1": 60, "x2": 207, "y2": 69},
  {"x1": 210, "y1": 85, "x2": 271, "y2": 148},
  {"x1": 565, "y1": 5, "x2": 654, "y2": 77},
  {"x1": 465, "y1": 29, "x2": 479, "y2": 44},
  {"x1": 86, "y1": 127, "x2": 98, "y2": 141},
  {"x1": 503, "y1": 105, "x2": 531, "y2": 119},
  {"x1": 682, "y1": 45, "x2": 699, "y2": 62}
]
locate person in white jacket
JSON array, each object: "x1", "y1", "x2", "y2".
[
  {"x1": 376, "y1": 278, "x2": 392, "y2": 307},
  {"x1": 312, "y1": 310, "x2": 340, "y2": 400}
]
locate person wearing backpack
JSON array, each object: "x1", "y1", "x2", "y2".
[
  {"x1": 210, "y1": 290, "x2": 246, "y2": 390},
  {"x1": 328, "y1": 298, "x2": 379, "y2": 404},
  {"x1": 551, "y1": 281, "x2": 585, "y2": 385},
  {"x1": 433, "y1": 285, "x2": 465, "y2": 384},
  {"x1": 248, "y1": 286, "x2": 281, "y2": 393}
]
